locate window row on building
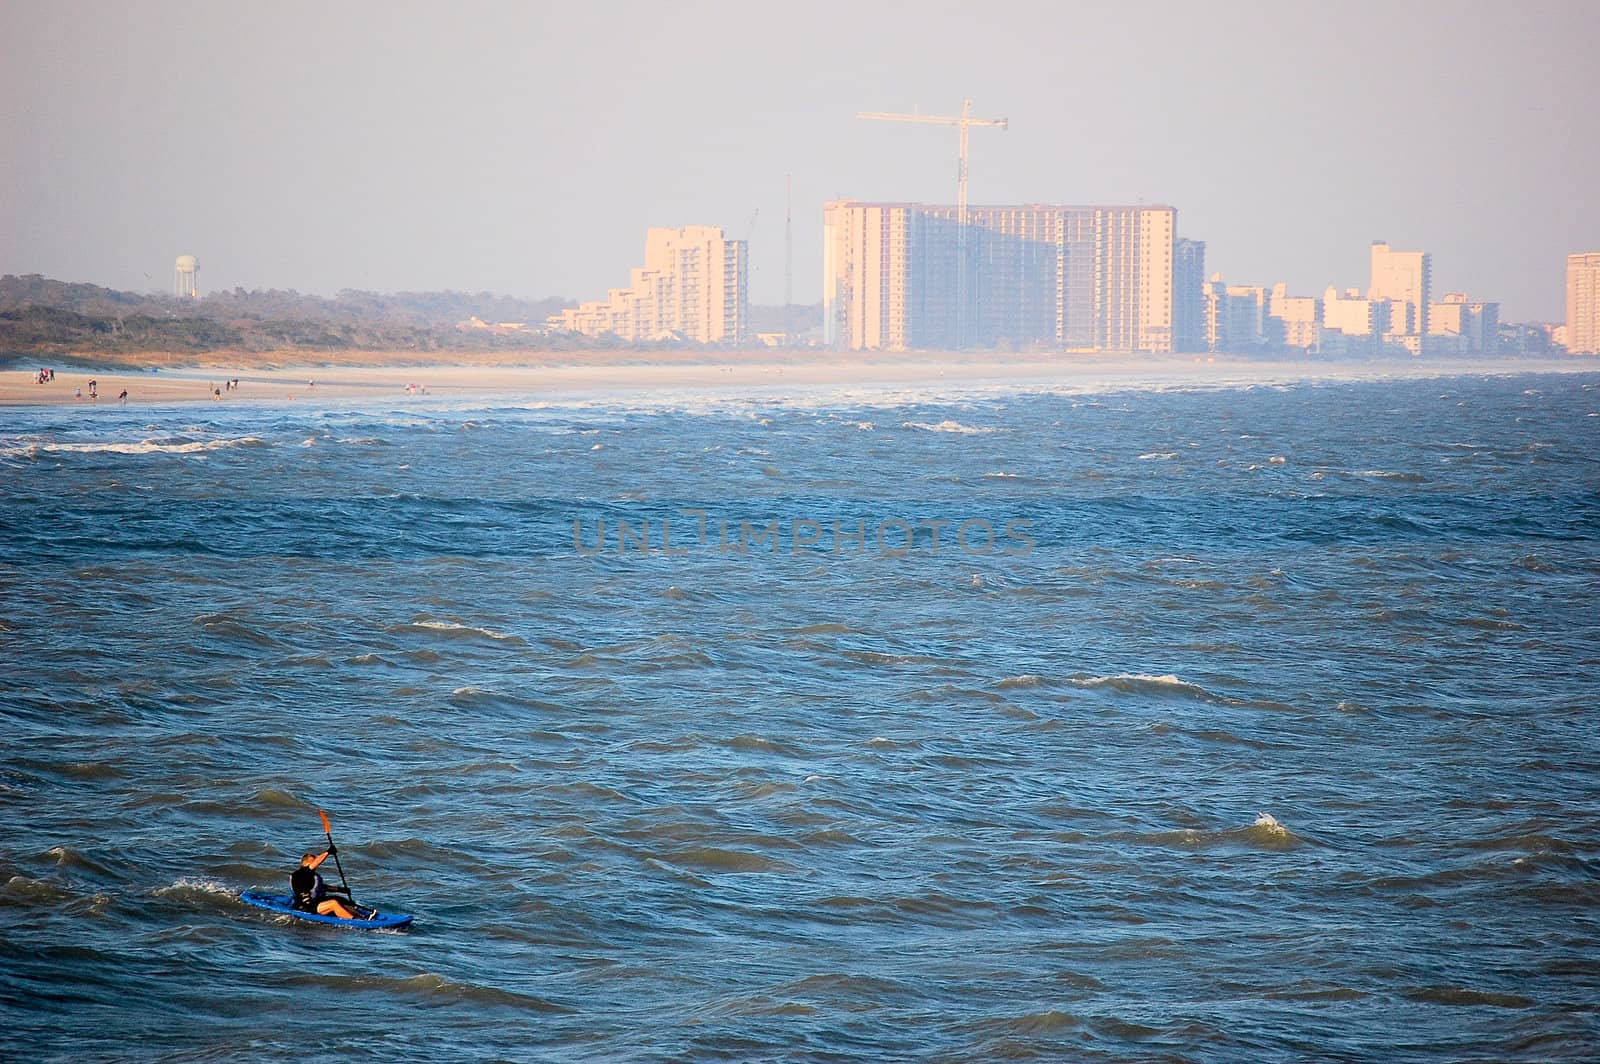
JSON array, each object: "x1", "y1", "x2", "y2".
[
  {"x1": 549, "y1": 226, "x2": 748, "y2": 345},
  {"x1": 822, "y1": 201, "x2": 1176, "y2": 353}
]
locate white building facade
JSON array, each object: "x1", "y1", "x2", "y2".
[{"x1": 552, "y1": 226, "x2": 748, "y2": 345}]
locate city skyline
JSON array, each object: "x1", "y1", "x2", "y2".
[{"x1": 2, "y1": 2, "x2": 1597, "y2": 322}]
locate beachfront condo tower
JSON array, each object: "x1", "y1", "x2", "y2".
[
  {"x1": 822, "y1": 201, "x2": 1176, "y2": 353},
  {"x1": 551, "y1": 226, "x2": 748, "y2": 345},
  {"x1": 1567, "y1": 253, "x2": 1600, "y2": 355},
  {"x1": 1368, "y1": 241, "x2": 1432, "y2": 355}
]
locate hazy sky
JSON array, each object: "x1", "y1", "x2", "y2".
[{"x1": 2, "y1": 0, "x2": 1596, "y2": 319}]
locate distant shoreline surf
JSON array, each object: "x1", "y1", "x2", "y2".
[{"x1": 0, "y1": 353, "x2": 1593, "y2": 408}]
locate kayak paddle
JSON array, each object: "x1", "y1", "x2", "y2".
[{"x1": 318, "y1": 808, "x2": 355, "y2": 901}]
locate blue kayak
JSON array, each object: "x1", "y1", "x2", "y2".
[{"x1": 240, "y1": 890, "x2": 414, "y2": 930}]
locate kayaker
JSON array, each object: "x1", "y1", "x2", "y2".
[{"x1": 291, "y1": 848, "x2": 355, "y2": 919}]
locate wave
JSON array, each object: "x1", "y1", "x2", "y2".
[
  {"x1": 3, "y1": 873, "x2": 76, "y2": 905},
  {"x1": 1120, "y1": 813, "x2": 1300, "y2": 851},
  {"x1": 974, "y1": 1008, "x2": 1081, "y2": 1036},
  {"x1": 901, "y1": 419, "x2": 995, "y2": 434},
  {"x1": 4, "y1": 436, "x2": 266, "y2": 457},
  {"x1": 389, "y1": 618, "x2": 525, "y2": 644},
  {"x1": 1350, "y1": 469, "x2": 1427, "y2": 483},
  {"x1": 1067, "y1": 672, "x2": 1217, "y2": 701},
  {"x1": 153, "y1": 877, "x2": 241, "y2": 906},
  {"x1": 655, "y1": 847, "x2": 790, "y2": 873},
  {"x1": 283, "y1": 971, "x2": 574, "y2": 1012},
  {"x1": 194, "y1": 613, "x2": 283, "y2": 648},
  {"x1": 447, "y1": 687, "x2": 566, "y2": 715},
  {"x1": 1400, "y1": 985, "x2": 1535, "y2": 1009}
]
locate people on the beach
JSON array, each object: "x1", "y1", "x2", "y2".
[
  {"x1": 290, "y1": 849, "x2": 355, "y2": 919},
  {"x1": 118, "y1": 389, "x2": 128, "y2": 404},
  {"x1": 87, "y1": 380, "x2": 97, "y2": 400}
]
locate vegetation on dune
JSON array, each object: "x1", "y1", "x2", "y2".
[
  {"x1": 0, "y1": 275, "x2": 822, "y2": 365},
  {"x1": 0, "y1": 275, "x2": 588, "y2": 361}
]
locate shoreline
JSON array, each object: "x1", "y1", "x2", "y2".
[{"x1": 1, "y1": 352, "x2": 1593, "y2": 407}]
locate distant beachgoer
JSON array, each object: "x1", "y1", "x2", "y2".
[
  {"x1": 118, "y1": 389, "x2": 128, "y2": 404},
  {"x1": 214, "y1": 387, "x2": 222, "y2": 400},
  {"x1": 74, "y1": 387, "x2": 82, "y2": 400},
  {"x1": 290, "y1": 849, "x2": 355, "y2": 919}
]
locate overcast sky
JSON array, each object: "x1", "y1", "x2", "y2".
[{"x1": 2, "y1": 0, "x2": 1596, "y2": 319}]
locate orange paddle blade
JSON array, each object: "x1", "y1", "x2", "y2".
[{"x1": 319, "y1": 809, "x2": 332, "y2": 834}]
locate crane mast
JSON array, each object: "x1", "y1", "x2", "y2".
[{"x1": 856, "y1": 99, "x2": 1007, "y2": 348}]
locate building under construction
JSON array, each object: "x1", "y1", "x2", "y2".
[{"x1": 822, "y1": 201, "x2": 1176, "y2": 353}]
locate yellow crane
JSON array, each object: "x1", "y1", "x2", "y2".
[{"x1": 856, "y1": 99, "x2": 1008, "y2": 347}]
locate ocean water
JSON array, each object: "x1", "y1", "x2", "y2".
[{"x1": 2, "y1": 369, "x2": 1599, "y2": 1061}]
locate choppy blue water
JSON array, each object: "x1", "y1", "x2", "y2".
[{"x1": 3, "y1": 370, "x2": 1599, "y2": 1061}]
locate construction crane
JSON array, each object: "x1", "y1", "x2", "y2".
[
  {"x1": 856, "y1": 99, "x2": 1007, "y2": 227},
  {"x1": 857, "y1": 99, "x2": 1007, "y2": 348}
]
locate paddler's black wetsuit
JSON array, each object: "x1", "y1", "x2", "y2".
[{"x1": 290, "y1": 865, "x2": 326, "y2": 912}]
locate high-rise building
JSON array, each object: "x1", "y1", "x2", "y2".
[
  {"x1": 1428, "y1": 292, "x2": 1499, "y2": 354},
  {"x1": 1322, "y1": 286, "x2": 1391, "y2": 355},
  {"x1": 1173, "y1": 239, "x2": 1207, "y2": 353},
  {"x1": 1201, "y1": 276, "x2": 1273, "y2": 352},
  {"x1": 823, "y1": 201, "x2": 1175, "y2": 352},
  {"x1": 1270, "y1": 283, "x2": 1322, "y2": 352},
  {"x1": 1567, "y1": 253, "x2": 1600, "y2": 354},
  {"x1": 1368, "y1": 241, "x2": 1431, "y2": 354},
  {"x1": 551, "y1": 226, "x2": 747, "y2": 344}
]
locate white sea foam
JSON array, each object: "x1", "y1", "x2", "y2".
[
  {"x1": 1069, "y1": 672, "x2": 1214, "y2": 700},
  {"x1": 1353, "y1": 469, "x2": 1425, "y2": 482},
  {"x1": 406, "y1": 619, "x2": 521, "y2": 642},
  {"x1": 902, "y1": 420, "x2": 995, "y2": 435},
  {"x1": 3, "y1": 436, "x2": 265, "y2": 456},
  {"x1": 1138, "y1": 452, "x2": 1179, "y2": 460},
  {"x1": 154, "y1": 877, "x2": 237, "y2": 900}
]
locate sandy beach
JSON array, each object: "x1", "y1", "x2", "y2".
[{"x1": 1, "y1": 351, "x2": 1592, "y2": 407}]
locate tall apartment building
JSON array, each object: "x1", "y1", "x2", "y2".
[
  {"x1": 822, "y1": 201, "x2": 1175, "y2": 352},
  {"x1": 1428, "y1": 293, "x2": 1499, "y2": 354},
  {"x1": 551, "y1": 226, "x2": 747, "y2": 344},
  {"x1": 1322, "y1": 286, "x2": 1393, "y2": 355},
  {"x1": 1270, "y1": 283, "x2": 1321, "y2": 351},
  {"x1": 1567, "y1": 253, "x2": 1600, "y2": 354},
  {"x1": 1369, "y1": 241, "x2": 1431, "y2": 354},
  {"x1": 1202, "y1": 277, "x2": 1273, "y2": 351},
  {"x1": 1173, "y1": 238, "x2": 1207, "y2": 353}
]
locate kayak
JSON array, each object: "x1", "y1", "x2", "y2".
[{"x1": 240, "y1": 890, "x2": 414, "y2": 930}]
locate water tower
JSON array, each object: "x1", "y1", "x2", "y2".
[{"x1": 174, "y1": 254, "x2": 199, "y2": 298}]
